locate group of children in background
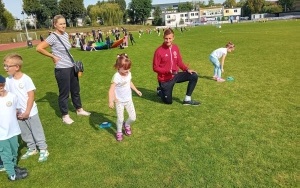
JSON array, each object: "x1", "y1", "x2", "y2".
[
  {"x1": 69, "y1": 27, "x2": 137, "y2": 51},
  {"x1": 0, "y1": 54, "x2": 49, "y2": 181}
]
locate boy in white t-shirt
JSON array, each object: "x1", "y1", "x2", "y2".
[
  {"x1": 0, "y1": 75, "x2": 28, "y2": 181},
  {"x1": 108, "y1": 53, "x2": 142, "y2": 141},
  {"x1": 4, "y1": 53, "x2": 49, "y2": 162},
  {"x1": 209, "y1": 42, "x2": 235, "y2": 82}
]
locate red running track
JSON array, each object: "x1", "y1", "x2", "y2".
[{"x1": 0, "y1": 40, "x2": 41, "y2": 51}]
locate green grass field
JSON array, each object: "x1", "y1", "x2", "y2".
[{"x1": 0, "y1": 20, "x2": 299, "y2": 187}]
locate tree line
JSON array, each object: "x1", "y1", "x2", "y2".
[{"x1": 0, "y1": 0, "x2": 296, "y2": 30}]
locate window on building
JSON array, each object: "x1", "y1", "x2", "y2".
[
  {"x1": 167, "y1": 15, "x2": 170, "y2": 18},
  {"x1": 185, "y1": 19, "x2": 188, "y2": 22},
  {"x1": 167, "y1": 21, "x2": 171, "y2": 23},
  {"x1": 196, "y1": 13, "x2": 198, "y2": 16},
  {"x1": 234, "y1": 9, "x2": 237, "y2": 12},
  {"x1": 226, "y1": 10, "x2": 229, "y2": 13},
  {"x1": 180, "y1": 14, "x2": 184, "y2": 17},
  {"x1": 191, "y1": 13, "x2": 194, "y2": 16},
  {"x1": 185, "y1": 14, "x2": 187, "y2": 17}
]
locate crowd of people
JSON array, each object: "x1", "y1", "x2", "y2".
[{"x1": 0, "y1": 14, "x2": 235, "y2": 181}]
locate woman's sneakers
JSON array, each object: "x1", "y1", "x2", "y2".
[
  {"x1": 62, "y1": 115, "x2": 74, "y2": 125},
  {"x1": 62, "y1": 109, "x2": 90, "y2": 125},
  {"x1": 76, "y1": 109, "x2": 91, "y2": 116}
]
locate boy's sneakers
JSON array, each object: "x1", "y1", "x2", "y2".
[
  {"x1": 0, "y1": 165, "x2": 5, "y2": 172},
  {"x1": 8, "y1": 170, "x2": 28, "y2": 181},
  {"x1": 123, "y1": 123, "x2": 132, "y2": 136},
  {"x1": 21, "y1": 148, "x2": 38, "y2": 159},
  {"x1": 14, "y1": 166, "x2": 27, "y2": 174},
  {"x1": 182, "y1": 100, "x2": 201, "y2": 106},
  {"x1": 116, "y1": 132, "x2": 123, "y2": 142},
  {"x1": 38, "y1": 150, "x2": 49, "y2": 162},
  {"x1": 76, "y1": 109, "x2": 91, "y2": 116},
  {"x1": 62, "y1": 115, "x2": 74, "y2": 125},
  {"x1": 212, "y1": 75, "x2": 218, "y2": 80}
]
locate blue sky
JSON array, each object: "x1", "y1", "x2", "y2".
[{"x1": 3, "y1": 0, "x2": 224, "y2": 19}]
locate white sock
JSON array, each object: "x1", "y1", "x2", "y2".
[{"x1": 184, "y1": 95, "x2": 191, "y2": 101}]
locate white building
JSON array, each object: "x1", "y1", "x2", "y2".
[
  {"x1": 163, "y1": 6, "x2": 242, "y2": 27},
  {"x1": 165, "y1": 11, "x2": 199, "y2": 27}
]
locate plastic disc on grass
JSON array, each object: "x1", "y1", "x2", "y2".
[
  {"x1": 226, "y1": 76, "x2": 234, "y2": 82},
  {"x1": 99, "y1": 122, "x2": 111, "y2": 129}
]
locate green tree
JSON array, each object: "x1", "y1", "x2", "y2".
[
  {"x1": 59, "y1": 0, "x2": 85, "y2": 27},
  {"x1": 195, "y1": 1, "x2": 206, "y2": 8},
  {"x1": 208, "y1": 0, "x2": 215, "y2": 7},
  {"x1": 89, "y1": 5, "x2": 101, "y2": 26},
  {"x1": 109, "y1": 0, "x2": 127, "y2": 11},
  {"x1": 1, "y1": 10, "x2": 15, "y2": 30},
  {"x1": 35, "y1": 0, "x2": 59, "y2": 28},
  {"x1": 152, "y1": 6, "x2": 162, "y2": 26},
  {"x1": 89, "y1": 3, "x2": 123, "y2": 26},
  {"x1": 262, "y1": 2, "x2": 283, "y2": 13},
  {"x1": 237, "y1": 0, "x2": 246, "y2": 7},
  {"x1": 278, "y1": 0, "x2": 295, "y2": 11},
  {"x1": 0, "y1": 0, "x2": 5, "y2": 19},
  {"x1": 23, "y1": 0, "x2": 42, "y2": 29},
  {"x1": 244, "y1": 0, "x2": 265, "y2": 14},
  {"x1": 178, "y1": 2, "x2": 193, "y2": 12},
  {"x1": 129, "y1": 0, "x2": 152, "y2": 25},
  {"x1": 223, "y1": 0, "x2": 237, "y2": 8}
]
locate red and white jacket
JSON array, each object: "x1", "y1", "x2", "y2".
[{"x1": 153, "y1": 43, "x2": 188, "y2": 82}]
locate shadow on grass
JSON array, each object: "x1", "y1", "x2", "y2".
[
  {"x1": 89, "y1": 111, "x2": 116, "y2": 137},
  {"x1": 199, "y1": 75, "x2": 214, "y2": 80},
  {"x1": 138, "y1": 87, "x2": 182, "y2": 105},
  {"x1": 36, "y1": 92, "x2": 60, "y2": 118},
  {"x1": 36, "y1": 92, "x2": 78, "y2": 118}
]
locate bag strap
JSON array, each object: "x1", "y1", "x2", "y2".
[{"x1": 53, "y1": 33, "x2": 75, "y2": 64}]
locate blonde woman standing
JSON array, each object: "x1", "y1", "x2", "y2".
[{"x1": 36, "y1": 15, "x2": 90, "y2": 125}]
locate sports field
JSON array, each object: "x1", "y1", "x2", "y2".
[{"x1": 0, "y1": 20, "x2": 299, "y2": 187}]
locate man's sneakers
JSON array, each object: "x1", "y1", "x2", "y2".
[
  {"x1": 38, "y1": 150, "x2": 49, "y2": 162},
  {"x1": 182, "y1": 100, "x2": 201, "y2": 106},
  {"x1": 157, "y1": 86, "x2": 161, "y2": 97},
  {"x1": 21, "y1": 148, "x2": 38, "y2": 160}
]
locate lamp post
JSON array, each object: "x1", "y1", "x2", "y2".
[{"x1": 21, "y1": 11, "x2": 29, "y2": 40}]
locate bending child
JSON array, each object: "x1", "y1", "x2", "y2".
[
  {"x1": 4, "y1": 53, "x2": 49, "y2": 162},
  {"x1": 108, "y1": 53, "x2": 142, "y2": 141},
  {"x1": 209, "y1": 42, "x2": 235, "y2": 82}
]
